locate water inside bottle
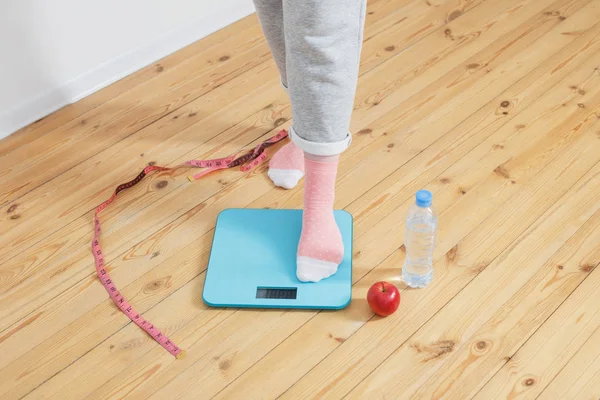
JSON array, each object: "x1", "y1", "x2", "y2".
[{"x1": 403, "y1": 214, "x2": 436, "y2": 288}]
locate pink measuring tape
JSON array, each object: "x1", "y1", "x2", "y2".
[{"x1": 92, "y1": 130, "x2": 288, "y2": 358}]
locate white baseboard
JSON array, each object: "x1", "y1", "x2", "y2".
[{"x1": 0, "y1": 0, "x2": 256, "y2": 140}]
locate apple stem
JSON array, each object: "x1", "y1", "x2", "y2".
[{"x1": 380, "y1": 282, "x2": 386, "y2": 292}]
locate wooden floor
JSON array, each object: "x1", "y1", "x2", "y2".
[{"x1": 1, "y1": 0, "x2": 600, "y2": 398}]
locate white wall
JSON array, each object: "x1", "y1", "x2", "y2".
[{"x1": 0, "y1": 0, "x2": 255, "y2": 139}]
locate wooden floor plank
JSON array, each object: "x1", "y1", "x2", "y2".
[
  {"x1": 537, "y1": 324, "x2": 600, "y2": 400},
  {"x1": 1, "y1": 0, "x2": 599, "y2": 398},
  {"x1": 474, "y1": 217, "x2": 600, "y2": 399},
  {"x1": 358, "y1": 0, "x2": 487, "y2": 73}
]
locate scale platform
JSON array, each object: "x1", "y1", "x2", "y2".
[{"x1": 203, "y1": 208, "x2": 353, "y2": 309}]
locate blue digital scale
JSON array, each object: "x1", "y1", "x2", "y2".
[{"x1": 203, "y1": 208, "x2": 353, "y2": 309}]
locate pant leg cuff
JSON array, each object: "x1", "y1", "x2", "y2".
[
  {"x1": 289, "y1": 126, "x2": 352, "y2": 156},
  {"x1": 281, "y1": 79, "x2": 289, "y2": 94}
]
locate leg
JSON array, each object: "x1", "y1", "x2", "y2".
[
  {"x1": 284, "y1": 0, "x2": 365, "y2": 155},
  {"x1": 254, "y1": 0, "x2": 306, "y2": 189},
  {"x1": 253, "y1": 0, "x2": 287, "y2": 87},
  {"x1": 283, "y1": 0, "x2": 366, "y2": 282}
]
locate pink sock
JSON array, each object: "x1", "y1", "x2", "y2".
[
  {"x1": 297, "y1": 154, "x2": 344, "y2": 283},
  {"x1": 268, "y1": 141, "x2": 304, "y2": 189}
]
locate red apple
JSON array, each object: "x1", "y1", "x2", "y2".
[{"x1": 367, "y1": 281, "x2": 400, "y2": 317}]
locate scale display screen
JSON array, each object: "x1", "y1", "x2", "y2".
[{"x1": 256, "y1": 287, "x2": 297, "y2": 299}]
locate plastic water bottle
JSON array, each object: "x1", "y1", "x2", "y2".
[{"x1": 402, "y1": 190, "x2": 437, "y2": 288}]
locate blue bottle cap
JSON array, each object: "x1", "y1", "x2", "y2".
[{"x1": 415, "y1": 190, "x2": 432, "y2": 207}]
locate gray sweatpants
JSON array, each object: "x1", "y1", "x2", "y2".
[{"x1": 253, "y1": 0, "x2": 367, "y2": 156}]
